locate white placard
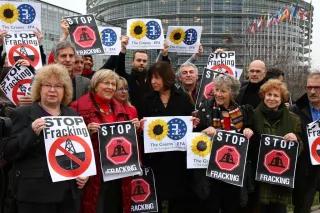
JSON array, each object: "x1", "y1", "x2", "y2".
[
  {"x1": 206, "y1": 51, "x2": 236, "y2": 77},
  {"x1": 99, "y1": 26, "x2": 121, "y2": 55},
  {"x1": 143, "y1": 116, "x2": 192, "y2": 153},
  {"x1": 127, "y1": 19, "x2": 164, "y2": 49},
  {"x1": 167, "y1": 26, "x2": 202, "y2": 54}
]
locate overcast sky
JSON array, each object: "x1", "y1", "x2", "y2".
[{"x1": 42, "y1": 0, "x2": 320, "y2": 68}]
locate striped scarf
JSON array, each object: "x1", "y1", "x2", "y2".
[{"x1": 212, "y1": 101, "x2": 244, "y2": 131}]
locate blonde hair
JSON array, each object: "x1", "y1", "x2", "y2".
[
  {"x1": 116, "y1": 77, "x2": 132, "y2": 105},
  {"x1": 31, "y1": 64, "x2": 73, "y2": 105},
  {"x1": 259, "y1": 79, "x2": 289, "y2": 102},
  {"x1": 90, "y1": 69, "x2": 119, "y2": 92}
]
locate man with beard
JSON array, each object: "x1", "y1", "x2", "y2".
[
  {"x1": 101, "y1": 36, "x2": 169, "y2": 118},
  {"x1": 291, "y1": 71, "x2": 320, "y2": 213}
]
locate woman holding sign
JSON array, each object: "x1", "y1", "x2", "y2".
[
  {"x1": 196, "y1": 74, "x2": 254, "y2": 213},
  {"x1": 70, "y1": 70, "x2": 140, "y2": 213},
  {"x1": 141, "y1": 61, "x2": 196, "y2": 212},
  {"x1": 252, "y1": 79, "x2": 301, "y2": 213},
  {"x1": 4, "y1": 64, "x2": 86, "y2": 213}
]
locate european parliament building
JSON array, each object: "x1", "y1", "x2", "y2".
[{"x1": 87, "y1": 0, "x2": 314, "y2": 99}]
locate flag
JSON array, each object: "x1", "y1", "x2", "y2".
[
  {"x1": 266, "y1": 14, "x2": 273, "y2": 28},
  {"x1": 280, "y1": 6, "x2": 291, "y2": 22},
  {"x1": 257, "y1": 16, "x2": 267, "y2": 31},
  {"x1": 289, "y1": 5, "x2": 298, "y2": 21}
]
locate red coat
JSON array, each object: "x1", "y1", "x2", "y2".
[{"x1": 70, "y1": 93, "x2": 138, "y2": 213}]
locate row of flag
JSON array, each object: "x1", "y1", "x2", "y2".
[{"x1": 246, "y1": 3, "x2": 312, "y2": 34}]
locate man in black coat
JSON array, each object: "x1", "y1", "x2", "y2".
[
  {"x1": 291, "y1": 71, "x2": 320, "y2": 213},
  {"x1": 236, "y1": 59, "x2": 267, "y2": 108},
  {"x1": 101, "y1": 36, "x2": 169, "y2": 118}
]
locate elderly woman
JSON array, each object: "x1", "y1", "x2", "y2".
[
  {"x1": 4, "y1": 64, "x2": 85, "y2": 213},
  {"x1": 70, "y1": 70, "x2": 138, "y2": 213},
  {"x1": 141, "y1": 61, "x2": 196, "y2": 212},
  {"x1": 253, "y1": 79, "x2": 301, "y2": 213},
  {"x1": 196, "y1": 74, "x2": 254, "y2": 213}
]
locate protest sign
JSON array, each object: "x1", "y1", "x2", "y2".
[
  {"x1": 43, "y1": 116, "x2": 96, "y2": 182},
  {"x1": 256, "y1": 134, "x2": 299, "y2": 188},
  {"x1": 207, "y1": 130, "x2": 249, "y2": 187},
  {"x1": 127, "y1": 19, "x2": 164, "y2": 49},
  {"x1": 207, "y1": 51, "x2": 236, "y2": 77},
  {"x1": 0, "y1": 63, "x2": 34, "y2": 105},
  {"x1": 65, "y1": 14, "x2": 104, "y2": 55},
  {"x1": 99, "y1": 26, "x2": 121, "y2": 55},
  {"x1": 167, "y1": 26, "x2": 202, "y2": 53},
  {"x1": 99, "y1": 121, "x2": 142, "y2": 181},
  {"x1": 144, "y1": 116, "x2": 192, "y2": 153},
  {"x1": 0, "y1": 1, "x2": 41, "y2": 31}
]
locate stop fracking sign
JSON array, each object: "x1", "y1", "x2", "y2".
[
  {"x1": 65, "y1": 14, "x2": 104, "y2": 55},
  {"x1": 255, "y1": 134, "x2": 299, "y2": 188},
  {"x1": 206, "y1": 130, "x2": 249, "y2": 187},
  {"x1": 99, "y1": 121, "x2": 142, "y2": 181}
]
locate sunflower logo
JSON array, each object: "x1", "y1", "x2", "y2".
[
  {"x1": 147, "y1": 119, "x2": 168, "y2": 141},
  {"x1": 130, "y1": 20, "x2": 147, "y2": 40},
  {"x1": 191, "y1": 134, "x2": 212, "y2": 157},
  {"x1": 169, "y1": 28, "x2": 185, "y2": 45},
  {"x1": 0, "y1": 3, "x2": 19, "y2": 24}
]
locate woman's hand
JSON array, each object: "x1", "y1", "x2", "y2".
[
  {"x1": 139, "y1": 118, "x2": 146, "y2": 131},
  {"x1": 59, "y1": 19, "x2": 69, "y2": 41},
  {"x1": 76, "y1": 176, "x2": 89, "y2": 189},
  {"x1": 16, "y1": 59, "x2": 31, "y2": 67},
  {"x1": 243, "y1": 128, "x2": 254, "y2": 140},
  {"x1": 202, "y1": 126, "x2": 217, "y2": 137},
  {"x1": 31, "y1": 118, "x2": 45, "y2": 135},
  {"x1": 131, "y1": 118, "x2": 140, "y2": 129},
  {"x1": 33, "y1": 28, "x2": 44, "y2": 44},
  {"x1": 87, "y1": 122, "x2": 100, "y2": 135},
  {"x1": 283, "y1": 133, "x2": 297, "y2": 141}
]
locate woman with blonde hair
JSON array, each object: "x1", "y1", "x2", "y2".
[{"x1": 4, "y1": 64, "x2": 86, "y2": 213}]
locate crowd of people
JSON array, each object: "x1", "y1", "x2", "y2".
[{"x1": 0, "y1": 19, "x2": 320, "y2": 213}]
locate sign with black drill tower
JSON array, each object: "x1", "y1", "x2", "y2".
[
  {"x1": 99, "y1": 121, "x2": 142, "y2": 181},
  {"x1": 206, "y1": 130, "x2": 249, "y2": 187},
  {"x1": 256, "y1": 134, "x2": 299, "y2": 188},
  {"x1": 65, "y1": 14, "x2": 104, "y2": 55},
  {"x1": 131, "y1": 167, "x2": 158, "y2": 213},
  {"x1": 43, "y1": 116, "x2": 96, "y2": 182}
]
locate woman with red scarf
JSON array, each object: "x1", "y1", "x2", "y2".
[
  {"x1": 196, "y1": 74, "x2": 254, "y2": 213},
  {"x1": 70, "y1": 69, "x2": 139, "y2": 213}
]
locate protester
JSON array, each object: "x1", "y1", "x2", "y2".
[
  {"x1": 53, "y1": 41, "x2": 90, "y2": 101},
  {"x1": 101, "y1": 36, "x2": 170, "y2": 118},
  {"x1": 292, "y1": 71, "x2": 320, "y2": 213},
  {"x1": 195, "y1": 74, "x2": 254, "y2": 213},
  {"x1": 237, "y1": 59, "x2": 267, "y2": 108},
  {"x1": 252, "y1": 79, "x2": 301, "y2": 213},
  {"x1": 73, "y1": 55, "x2": 84, "y2": 76},
  {"x1": 3, "y1": 64, "x2": 87, "y2": 213},
  {"x1": 141, "y1": 61, "x2": 196, "y2": 212},
  {"x1": 70, "y1": 69, "x2": 139, "y2": 213},
  {"x1": 176, "y1": 62, "x2": 199, "y2": 104},
  {"x1": 82, "y1": 55, "x2": 95, "y2": 79},
  {"x1": 266, "y1": 67, "x2": 285, "y2": 81}
]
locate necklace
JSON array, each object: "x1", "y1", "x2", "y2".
[{"x1": 38, "y1": 102, "x2": 61, "y2": 116}]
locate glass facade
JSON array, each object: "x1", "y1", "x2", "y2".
[{"x1": 88, "y1": 0, "x2": 313, "y2": 99}]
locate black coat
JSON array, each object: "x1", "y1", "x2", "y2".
[
  {"x1": 141, "y1": 87, "x2": 194, "y2": 200},
  {"x1": 4, "y1": 103, "x2": 81, "y2": 203},
  {"x1": 236, "y1": 80, "x2": 265, "y2": 108}
]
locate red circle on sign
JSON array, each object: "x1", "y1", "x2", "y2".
[
  {"x1": 106, "y1": 136, "x2": 132, "y2": 165},
  {"x1": 215, "y1": 145, "x2": 240, "y2": 171},
  {"x1": 73, "y1": 25, "x2": 96, "y2": 48},
  {"x1": 48, "y1": 135, "x2": 92, "y2": 177},
  {"x1": 311, "y1": 137, "x2": 320, "y2": 163},
  {"x1": 203, "y1": 82, "x2": 215, "y2": 99},
  {"x1": 8, "y1": 44, "x2": 40, "y2": 68},
  {"x1": 264, "y1": 150, "x2": 290, "y2": 175},
  {"x1": 211, "y1": 64, "x2": 234, "y2": 76},
  {"x1": 12, "y1": 78, "x2": 32, "y2": 105},
  {"x1": 131, "y1": 178, "x2": 151, "y2": 203}
]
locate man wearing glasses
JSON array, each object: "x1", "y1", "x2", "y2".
[{"x1": 291, "y1": 71, "x2": 320, "y2": 213}]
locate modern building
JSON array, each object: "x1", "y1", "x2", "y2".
[{"x1": 87, "y1": 0, "x2": 313, "y2": 99}]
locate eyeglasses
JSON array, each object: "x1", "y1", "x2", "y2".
[
  {"x1": 117, "y1": 87, "x2": 128, "y2": 92},
  {"x1": 306, "y1": 86, "x2": 320, "y2": 92},
  {"x1": 42, "y1": 83, "x2": 64, "y2": 90}
]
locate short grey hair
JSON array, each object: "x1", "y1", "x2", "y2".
[
  {"x1": 307, "y1": 70, "x2": 320, "y2": 80},
  {"x1": 53, "y1": 41, "x2": 76, "y2": 59},
  {"x1": 90, "y1": 69, "x2": 119, "y2": 92},
  {"x1": 212, "y1": 74, "x2": 240, "y2": 99},
  {"x1": 178, "y1": 62, "x2": 198, "y2": 77}
]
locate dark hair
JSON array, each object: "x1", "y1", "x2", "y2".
[
  {"x1": 147, "y1": 62, "x2": 175, "y2": 91},
  {"x1": 266, "y1": 67, "x2": 284, "y2": 80},
  {"x1": 83, "y1": 55, "x2": 93, "y2": 60},
  {"x1": 132, "y1": 50, "x2": 148, "y2": 61}
]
